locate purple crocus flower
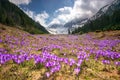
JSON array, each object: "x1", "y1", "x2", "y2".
[
  {"x1": 0, "y1": 39, "x2": 2, "y2": 43},
  {"x1": 102, "y1": 60, "x2": 110, "y2": 64},
  {"x1": 69, "y1": 58, "x2": 75, "y2": 66},
  {"x1": 46, "y1": 72, "x2": 50, "y2": 78},
  {"x1": 76, "y1": 59, "x2": 83, "y2": 67},
  {"x1": 115, "y1": 62, "x2": 120, "y2": 66},
  {"x1": 74, "y1": 68, "x2": 80, "y2": 75}
]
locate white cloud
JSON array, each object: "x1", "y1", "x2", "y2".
[
  {"x1": 17, "y1": 0, "x2": 114, "y2": 28},
  {"x1": 49, "y1": 0, "x2": 114, "y2": 25},
  {"x1": 9, "y1": 0, "x2": 49, "y2": 27},
  {"x1": 48, "y1": 18, "x2": 61, "y2": 26},
  {"x1": 9, "y1": 0, "x2": 31, "y2": 5},
  {"x1": 55, "y1": 7, "x2": 72, "y2": 14},
  {"x1": 49, "y1": 7, "x2": 73, "y2": 25},
  {"x1": 34, "y1": 11, "x2": 49, "y2": 27},
  {"x1": 24, "y1": 9, "x2": 49, "y2": 27},
  {"x1": 24, "y1": 9, "x2": 34, "y2": 18}
]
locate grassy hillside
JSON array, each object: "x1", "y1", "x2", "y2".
[
  {"x1": 0, "y1": 24, "x2": 120, "y2": 80},
  {"x1": 0, "y1": 0, "x2": 49, "y2": 34}
]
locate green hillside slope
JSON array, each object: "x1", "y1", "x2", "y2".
[{"x1": 0, "y1": 0, "x2": 49, "y2": 34}]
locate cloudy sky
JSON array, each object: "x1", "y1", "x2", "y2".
[{"x1": 9, "y1": 0, "x2": 114, "y2": 27}]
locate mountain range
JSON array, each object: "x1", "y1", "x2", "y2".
[
  {"x1": 48, "y1": 0, "x2": 120, "y2": 34},
  {"x1": 72, "y1": 0, "x2": 120, "y2": 34},
  {"x1": 0, "y1": 0, "x2": 120, "y2": 34},
  {"x1": 47, "y1": 24, "x2": 68, "y2": 34},
  {"x1": 48, "y1": 18, "x2": 88, "y2": 34}
]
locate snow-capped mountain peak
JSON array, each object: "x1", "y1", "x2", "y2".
[{"x1": 90, "y1": 0, "x2": 120, "y2": 21}]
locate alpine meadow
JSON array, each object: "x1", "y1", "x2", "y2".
[{"x1": 0, "y1": 0, "x2": 120, "y2": 80}]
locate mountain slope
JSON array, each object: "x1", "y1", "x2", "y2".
[
  {"x1": 72, "y1": 0, "x2": 120, "y2": 34},
  {"x1": 48, "y1": 24, "x2": 64, "y2": 29},
  {"x1": 64, "y1": 18, "x2": 88, "y2": 34},
  {"x1": 64, "y1": 18, "x2": 87, "y2": 28},
  {"x1": 48, "y1": 18, "x2": 88, "y2": 34},
  {"x1": 90, "y1": 0, "x2": 120, "y2": 20},
  {"x1": 0, "y1": 0, "x2": 49, "y2": 34},
  {"x1": 48, "y1": 23, "x2": 68, "y2": 34}
]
